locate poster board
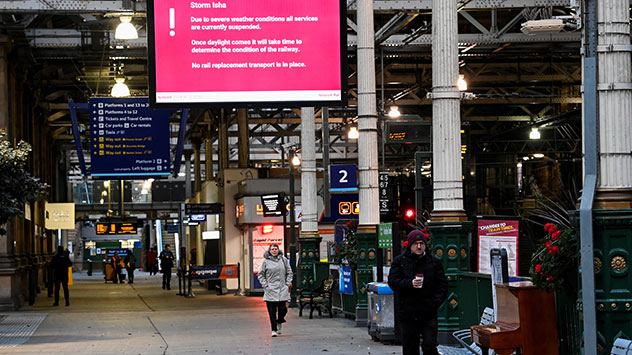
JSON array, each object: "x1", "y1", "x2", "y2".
[{"x1": 477, "y1": 218, "x2": 519, "y2": 276}]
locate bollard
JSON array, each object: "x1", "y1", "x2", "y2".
[{"x1": 87, "y1": 259, "x2": 93, "y2": 276}]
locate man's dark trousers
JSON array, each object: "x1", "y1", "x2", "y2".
[
  {"x1": 162, "y1": 267, "x2": 172, "y2": 289},
  {"x1": 399, "y1": 317, "x2": 439, "y2": 355}
]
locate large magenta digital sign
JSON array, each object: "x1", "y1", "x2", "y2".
[{"x1": 147, "y1": 0, "x2": 346, "y2": 108}]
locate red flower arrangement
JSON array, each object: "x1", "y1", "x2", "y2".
[{"x1": 530, "y1": 223, "x2": 577, "y2": 292}]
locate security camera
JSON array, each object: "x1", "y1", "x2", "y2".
[{"x1": 520, "y1": 19, "x2": 565, "y2": 35}]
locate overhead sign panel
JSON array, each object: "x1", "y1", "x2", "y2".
[
  {"x1": 89, "y1": 98, "x2": 171, "y2": 178},
  {"x1": 385, "y1": 122, "x2": 432, "y2": 144},
  {"x1": 330, "y1": 164, "x2": 357, "y2": 192},
  {"x1": 147, "y1": 0, "x2": 347, "y2": 107},
  {"x1": 96, "y1": 221, "x2": 138, "y2": 235},
  {"x1": 185, "y1": 203, "x2": 223, "y2": 215}
]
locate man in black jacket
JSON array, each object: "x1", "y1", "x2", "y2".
[
  {"x1": 159, "y1": 244, "x2": 175, "y2": 290},
  {"x1": 388, "y1": 230, "x2": 448, "y2": 355},
  {"x1": 50, "y1": 245, "x2": 73, "y2": 307}
]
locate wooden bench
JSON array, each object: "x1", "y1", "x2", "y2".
[{"x1": 298, "y1": 276, "x2": 335, "y2": 319}]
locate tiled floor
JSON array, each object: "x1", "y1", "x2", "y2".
[{"x1": 1, "y1": 272, "x2": 473, "y2": 355}]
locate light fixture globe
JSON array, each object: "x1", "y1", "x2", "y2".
[
  {"x1": 457, "y1": 74, "x2": 468, "y2": 91},
  {"x1": 348, "y1": 126, "x2": 359, "y2": 139},
  {"x1": 529, "y1": 127, "x2": 541, "y2": 140},
  {"x1": 111, "y1": 77, "x2": 130, "y2": 97},
  {"x1": 291, "y1": 155, "x2": 301, "y2": 166},
  {"x1": 388, "y1": 106, "x2": 401, "y2": 118},
  {"x1": 115, "y1": 16, "x2": 138, "y2": 40}
]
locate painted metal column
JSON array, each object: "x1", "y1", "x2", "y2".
[
  {"x1": 430, "y1": 0, "x2": 465, "y2": 221},
  {"x1": 219, "y1": 109, "x2": 229, "y2": 171},
  {"x1": 205, "y1": 126, "x2": 214, "y2": 181},
  {"x1": 237, "y1": 108, "x2": 249, "y2": 169},
  {"x1": 594, "y1": 0, "x2": 632, "y2": 208},
  {"x1": 193, "y1": 139, "x2": 202, "y2": 194},
  {"x1": 357, "y1": 0, "x2": 380, "y2": 228},
  {"x1": 300, "y1": 107, "x2": 319, "y2": 236},
  {"x1": 428, "y1": 0, "x2": 471, "y2": 340},
  {"x1": 185, "y1": 151, "x2": 192, "y2": 199}
]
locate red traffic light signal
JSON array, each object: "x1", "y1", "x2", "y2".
[{"x1": 404, "y1": 209, "x2": 415, "y2": 219}]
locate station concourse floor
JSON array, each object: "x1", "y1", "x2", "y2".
[{"x1": 1, "y1": 272, "x2": 470, "y2": 355}]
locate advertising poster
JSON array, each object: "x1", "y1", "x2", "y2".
[
  {"x1": 477, "y1": 219, "x2": 519, "y2": 276},
  {"x1": 339, "y1": 265, "x2": 353, "y2": 295},
  {"x1": 148, "y1": 0, "x2": 346, "y2": 106},
  {"x1": 252, "y1": 227, "x2": 285, "y2": 289}
]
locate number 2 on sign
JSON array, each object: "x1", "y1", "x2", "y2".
[{"x1": 339, "y1": 170, "x2": 348, "y2": 183}]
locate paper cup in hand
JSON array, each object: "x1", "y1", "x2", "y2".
[{"x1": 414, "y1": 274, "x2": 424, "y2": 288}]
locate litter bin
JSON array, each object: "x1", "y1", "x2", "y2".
[
  {"x1": 367, "y1": 282, "x2": 396, "y2": 343},
  {"x1": 87, "y1": 259, "x2": 93, "y2": 276}
]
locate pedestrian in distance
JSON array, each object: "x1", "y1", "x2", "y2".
[
  {"x1": 159, "y1": 244, "x2": 175, "y2": 290},
  {"x1": 388, "y1": 230, "x2": 448, "y2": 355},
  {"x1": 111, "y1": 251, "x2": 124, "y2": 284},
  {"x1": 50, "y1": 245, "x2": 72, "y2": 307},
  {"x1": 147, "y1": 247, "x2": 158, "y2": 275},
  {"x1": 124, "y1": 249, "x2": 136, "y2": 284},
  {"x1": 257, "y1": 243, "x2": 293, "y2": 337}
]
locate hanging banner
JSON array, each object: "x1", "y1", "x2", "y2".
[
  {"x1": 477, "y1": 219, "x2": 519, "y2": 276},
  {"x1": 339, "y1": 265, "x2": 353, "y2": 295}
]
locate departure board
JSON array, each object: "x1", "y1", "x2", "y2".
[
  {"x1": 89, "y1": 98, "x2": 171, "y2": 177},
  {"x1": 385, "y1": 122, "x2": 432, "y2": 144},
  {"x1": 96, "y1": 221, "x2": 138, "y2": 235}
]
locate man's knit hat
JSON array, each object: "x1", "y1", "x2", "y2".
[{"x1": 405, "y1": 230, "x2": 427, "y2": 248}]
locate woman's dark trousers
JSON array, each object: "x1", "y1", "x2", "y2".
[{"x1": 266, "y1": 301, "x2": 288, "y2": 331}]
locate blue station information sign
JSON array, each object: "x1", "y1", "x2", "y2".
[{"x1": 89, "y1": 97, "x2": 170, "y2": 177}]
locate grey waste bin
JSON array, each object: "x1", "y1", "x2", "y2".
[{"x1": 367, "y1": 282, "x2": 396, "y2": 343}]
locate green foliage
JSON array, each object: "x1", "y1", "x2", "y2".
[
  {"x1": 0, "y1": 129, "x2": 48, "y2": 235},
  {"x1": 530, "y1": 223, "x2": 578, "y2": 293}
]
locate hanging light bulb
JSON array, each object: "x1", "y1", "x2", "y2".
[
  {"x1": 348, "y1": 126, "x2": 359, "y2": 139},
  {"x1": 111, "y1": 77, "x2": 130, "y2": 97},
  {"x1": 457, "y1": 74, "x2": 468, "y2": 91},
  {"x1": 291, "y1": 155, "x2": 301, "y2": 166},
  {"x1": 388, "y1": 106, "x2": 401, "y2": 118},
  {"x1": 529, "y1": 127, "x2": 541, "y2": 140},
  {"x1": 115, "y1": 16, "x2": 138, "y2": 40}
]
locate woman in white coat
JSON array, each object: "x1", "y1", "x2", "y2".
[{"x1": 257, "y1": 244, "x2": 293, "y2": 337}]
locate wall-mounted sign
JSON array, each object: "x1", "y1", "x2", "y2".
[
  {"x1": 330, "y1": 164, "x2": 357, "y2": 192},
  {"x1": 96, "y1": 221, "x2": 138, "y2": 235},
  {"x1": 147, "y1": 0, "x2": 347, "y2": 107},
  {"x1": 45, "y1": 203, "x2": 75, "y2": 230},
  {"x1": 185, "y1": 203, "x2": 223, "y2": 215},
  {"x1": 89, "y1": 97, "x2": 171, "y2": 177},
  {"x1": 261, "y1": 194, "x2": 285, "y2": 217},
  {"x1": 377, "y1": 223, "x2": 393, "y2": 249},
  {"x1": 379, "y1": 172, "x2": 390, "y2": 214}
]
